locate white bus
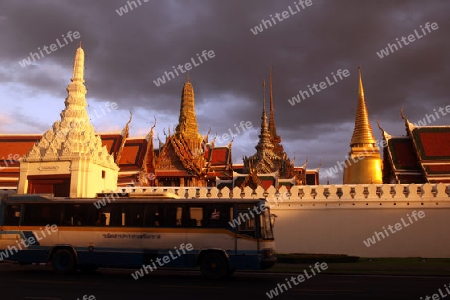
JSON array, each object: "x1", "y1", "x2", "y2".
[{"x1": 0, "y1": 192, "x2": 276, "y2": 279}]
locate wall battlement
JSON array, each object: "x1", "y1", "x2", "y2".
[{"x1": 115, "y1": 183, "x2": 450, "y2": 208}]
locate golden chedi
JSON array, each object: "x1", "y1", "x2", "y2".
[{"x1": 343, "y1": 67, "x2": 382, "y2": 184}]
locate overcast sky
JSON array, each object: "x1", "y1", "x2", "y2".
[{"x1": 0, "y1": 0, "x2": 449, "y2": 183}]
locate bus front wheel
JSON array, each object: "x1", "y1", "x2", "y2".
[
  {"x1": 51, "y1": 249, "x2": 77, "y2": 274},
  {"x1": 200, "y1": 252, "x2": 229, "y2": 280}
]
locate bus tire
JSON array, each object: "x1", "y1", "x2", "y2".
[
  {"x1": 51, "y1": 249, "x2": 77, "y2": 274},
  {"x1": 200, "y1": 252, "x2": 228, "y2": 280}
]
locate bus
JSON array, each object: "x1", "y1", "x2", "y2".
[{"x1": 0, "y1": 192, "x2": 276, "y2": 279}]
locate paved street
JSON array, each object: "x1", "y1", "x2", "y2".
[{"x1": 0, "y1": 263, "x2": 448, "y2": 300}]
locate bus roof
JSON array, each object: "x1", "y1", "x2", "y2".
[{"x1": 3, "y1": 193, "x2": 267, "y2": 205}]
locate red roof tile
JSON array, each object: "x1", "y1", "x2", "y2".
[
  {"x1": 118, "y1": 139, "x2": 147, "y2": 171},
  {"x1": 209, "y1": 147, "x2": 230, "y2": 166},
  {"x1": 413, "y1": 130, "x2": 450, "y2": 159}
]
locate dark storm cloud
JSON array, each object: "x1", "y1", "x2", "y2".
[{"x1": 0, "y1": 0, "x2": 449, "y2": 182}]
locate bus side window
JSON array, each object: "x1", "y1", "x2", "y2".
[
  {"x1": 63, "y1": 204, "x2": 82, "y2": 226},
  {"x1": 96, "y1": 212, "x2": 108, "y2": 226},
  {"x1": 81, "y1": 204, "x2": 99, "y2": 226},
  {"x1": 144, "y1": 204, "x2": 161, "y2": 227},
  {"x1": 164, "y1": 205, "x2": 184, "y2": 227},
  {"x1": 22, "y1": 204, "x2": 62, "y2": 226},
  {"x1": 5, "y1": 205, "x2": 21, "y2": 226},
  {"x1": 204, "y1": 205, "x2": 224, "y2": 227},
  {"x1": 52, "y1": 204, "x2": 64, "y2": 225},
  {"x1": 189, "y1": 207, "x2": 203, "y2": 227},
  {"x1": 228, "y1": 206, "x2": 234, "y2": 227},
  {"x1": 236, "y1": 204, "x2": 257, "y2": 237},
  {"x1": 125, "y1": 205, "x2": 143, "y2": 227},
  {"x1": 109, "y1": 204, "x2": 123, "y2": 226},
  {"x1": 95, "y1": 205, "x2": 112, "y2": 226}
]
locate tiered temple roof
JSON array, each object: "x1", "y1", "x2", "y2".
[
  {"x1": 381, "y1": 111, "x2": 450, "y2": 183},
  {"x1": 152, "y1": 77, "x2": 233, "y2": 187},
  {"x1": 243, "y1": 79, "x2": 283, "y2": 175}
]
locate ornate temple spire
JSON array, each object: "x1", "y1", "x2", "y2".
[
  {"x1": 267, "y1": 66, "x2": 285, "y2": 159},
  {"x1": 349, "y1": 66, "x2": 376, "y2": 146},
  {"x1": 268, "y1": 66, "x2": 279, "y2": 140},
  {"x1": 22, "y1": 44, "x2": 117, "y2": 169},
  {"x1": 72, "y1": 42, "x2": 84, "y2": 83},
  {"x1": 262, "y1": 80, "x2": 267, "y2": 128},
  {"x1": 176, "y1": 75, "x2": 201, "y2": 145},
  {"x1": 242, "y1": 79, "x2": 286, "y2": 176},
  {"x1": 61, "y1": 43, "x2": 89, "y2": 125},
  {"x1": 343, "y1": 66, "x2": 382, "y2": 184},
  {"x1": 255, "y1": 80, "x2": 274, "y2": 151}
]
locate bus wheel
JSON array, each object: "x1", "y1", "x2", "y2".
[
  {"x1": 200, "y1": 252, "x2": 228, "y2": 280},
  {"x1": 51, "y1": 249, "x2": 77, "y2": 274}
]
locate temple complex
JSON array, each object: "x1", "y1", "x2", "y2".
[
  {"x1": 380, "y1": 110, "x2": 450, "y2": 183},
  {"x1": 0, "y1": 45, "x2": 325, "y2": 193},
  {"x1": 16, "y1": 44, "x2": 119, "y2": 197},
  {"x1": 0, "y1": 45, "x2": 233, "y2": 190},
  {"x1": 343, "y1": 67, "x2": 383, "y2": 184}
]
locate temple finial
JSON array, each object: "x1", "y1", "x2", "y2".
[
  {"x1": 358, "y1": 66, "x2": 364, "y2": 99},
  {"x1": 269, "y1": 65, "x2": 278, "y2": 138},
  {"x1": 186, "y1": 72, "x2": 190, "y2": 83},
  {"x1": 255, "y1": 78, "x2": 273, "y2": 151},
  {"x1": 127, "y1": 110, "x2": 133, "y2": 124},
  {"x1": 350, "y1": 66, "x2": 375, "y2": 146},
  {"x1": 71, "y1": 43, "x2": 85, "y2": 82},
  {"x1": 400, "y1": 107, "x2": 407, "y2": 120},
  {"x1": 376, "y1": 119, "x2": 384, "y2": 132},
  {"x1": 263, "y1": 79, "x2": 267, "y2": 118}
]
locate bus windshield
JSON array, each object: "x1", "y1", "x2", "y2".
[{"x1": 260, "y1": 208, "x2": 274, "y2": 240}]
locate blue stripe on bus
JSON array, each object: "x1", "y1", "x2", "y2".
[
  {"x1": 0, "y1": 247, "x2": 263, "y2": 270},
  {"x1": 22, "y1": 231, "x2": 40, "y2": 246},
  {"x1": 0, "y1": 231, "x2": 266, "y2": 270}
]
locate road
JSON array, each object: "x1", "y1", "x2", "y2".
[{"x1": 0, "y1": 263, "x2": 447, "y2": 300}]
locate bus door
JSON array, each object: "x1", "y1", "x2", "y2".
[
  {"x1": 234, "y1": 204, "x2": 259, "y2": 265},
  {"x1": 142, "y1": 204, "x2": 188, "y2": 268}
]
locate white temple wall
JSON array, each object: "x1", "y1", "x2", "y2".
[
  {"x1": 117, "y1": 183, "x2": 450, "y2": 258},
  {"x1": 270, "y1": 206, "x2": 449, "y2": 258}
]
